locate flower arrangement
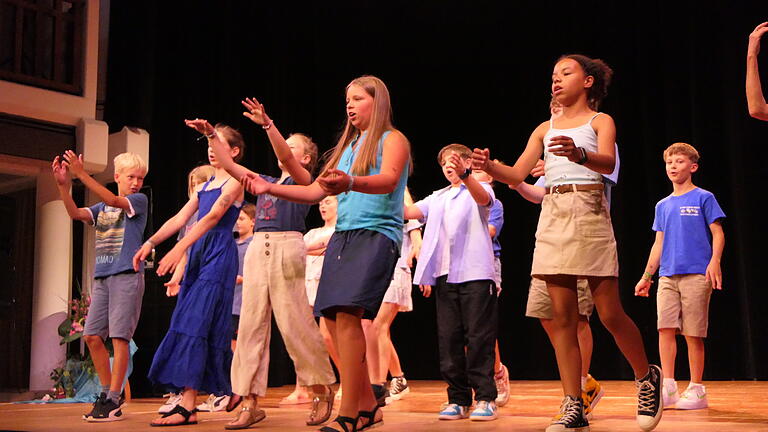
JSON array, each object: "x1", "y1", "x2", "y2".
[{"x1": 50, "y1": 285, "x2": 95, "y2": 398}]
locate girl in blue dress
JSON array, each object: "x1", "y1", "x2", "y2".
[{"x1": 133, "y1": 121, "x2": 245, "y2": 427}]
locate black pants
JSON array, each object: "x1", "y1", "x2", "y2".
[{"x1": 435, "y1": 276, "x2": 498, "y2": 405}]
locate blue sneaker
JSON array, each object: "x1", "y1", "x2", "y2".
[
  {"x1": 470, "y1": 400, "x2": 498, "y2": 421},
  {"x1": 438, "y1": 403, "x2": 470, "y2": 420}
]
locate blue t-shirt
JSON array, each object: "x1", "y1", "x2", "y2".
[
  {"x1": 256, "y1": 175, "x2": 310, "y2": 233},
  {"x1": 335, "y1": 131, "x2": 409, "y2": 247},
  {"x1": 233, "y1": 235, "x2": 253, "y2": 316},
  {"x1": 652, "y1": 187, "x2": 725, "y2": 277},
  {"x1": 88, "y1": 193, "x2": 148, "y2": 278},
  {"x1": 488, "y1": 198, "x2": 504, "y2": 257}
]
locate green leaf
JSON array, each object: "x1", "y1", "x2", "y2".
[{"x1": 57, "y1": 318, "x2": 73, "y2": 338}]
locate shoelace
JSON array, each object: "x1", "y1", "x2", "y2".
[
  {"x1": 637, "y1": 378, "x2": 658, "y2": 412},
  {"x1": 390, "y1": 378, "x2": 406, "y2": 393},
  {"x1": 555, "y1": 398, "x2": 582, "y2": 424}
]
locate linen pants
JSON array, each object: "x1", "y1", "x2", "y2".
[
  {"x1": 435, "y1": 276, "x2": 498, "y2": 405},
  {"x1": 231, "y1": 232, "x2": 335, "y2": 396}
]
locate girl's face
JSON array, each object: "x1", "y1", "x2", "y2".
[
  {"x1": 281, "y1": 136, "x2": 310, "y2": 170},
  {"x1": 551, "y1": 58, "x2": 592, "y2": 106},
  {"x1": 207, "y1": 136, "x2": 238, "y2": 168},
  {"x1": 318, "y1": 196, "x2": 338, "y2": 222},
  {"x1": 346, "y1": 84, "x2": 374, "y2": 131}
]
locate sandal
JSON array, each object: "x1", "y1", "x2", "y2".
[
  {"x1": 306, "y1": 386, "x2": 335, "y2": 426},
  {"x1": 224, "y1": 406, "x2": 266, "y2": 430},
  {"x1": 150, "y1": 404, "x2": 197, "y2": 427},
  {"x1": 319, "y1": 415, "x2": 357, "y2": 432},
  {"x1": 226, "y1": 394, "x2": 243, "y2": 412},
  {"x1": 357, "y1": 405, "x2": 382, "y2": 431}
]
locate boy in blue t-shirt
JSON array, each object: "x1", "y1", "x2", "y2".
[
  {"x1": 52, "y1": 151, "x2": 148, "y2": 422},
  {"x1": 635, "y1": 142, "x2": 725, "y2": 411}
]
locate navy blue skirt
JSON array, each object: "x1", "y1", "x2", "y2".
[{"x1": 314, "y1": 229, "x2": 399, "y2": 320}]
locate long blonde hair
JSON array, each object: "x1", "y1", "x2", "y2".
[{"x1": 323, "y1": 76, "x2": 409, "y2": 176}]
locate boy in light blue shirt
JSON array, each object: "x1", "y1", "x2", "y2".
[{"x1": 405, "y1": 143, "x2": 498, "y2": 421}]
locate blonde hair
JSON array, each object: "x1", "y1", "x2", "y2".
[
  {"x1": 114, "y1": 152, "x2": 148, "y2": 175},
  {"x1": 322, "y1": 75, "x2": 411, "y2": 176},
  {"x1": 289, "y1": 133, "x2": 319, "y2": 174},
  {"x1": 663, "y1": 142, "x2": 700, "y2": 163},
  {"x1": 187, "y1": 164, "x2": 215, "y2": 197},
  {"x1": 437, "y1": 143, "x2": 472, "y2": 165}
]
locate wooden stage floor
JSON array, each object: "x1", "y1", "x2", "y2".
[{"x1": 1, "y1": 381, "x2": 767, "y2": 431}]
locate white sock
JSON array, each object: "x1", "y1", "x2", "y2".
[
  {"x1": 580, "y1": 376, "x2": 587, "y2": 391},
  {"x1": 663, "y1": 378, "x2": 677, "y2": 388}
]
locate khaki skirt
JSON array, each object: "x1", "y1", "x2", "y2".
[{"x1": 531, "y1": 188, "x2": 618, "y2": 278}]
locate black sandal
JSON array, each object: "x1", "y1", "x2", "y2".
[
  {"x1": 319, "y1": 415, "x2": 357, "y2": 432},
  {"x1": 226, "y1": 394, "x2": 243, "y2": 412},
  {"x1": 150, "y1": 404, "x2": 198, "y2": 427},
  {"x1": 357, "y1": 405, "x2": 382, "y2": 431}
]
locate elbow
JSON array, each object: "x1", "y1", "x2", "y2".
[{"x1": 749, "y1": 108, "x2": 768, "y2": 121}]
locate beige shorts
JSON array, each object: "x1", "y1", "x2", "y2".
[
  {"x1": 532, "y1": 189, "x2": 618, "y2": 278},
  {"x1": 525, "y1": 277, "x2": 593, "y2": 319},
  {"x1": 657, "y1": 274, "x2": 712, "y2": 337}
]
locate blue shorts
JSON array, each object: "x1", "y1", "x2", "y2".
[
  {"x1": 83, "y1": 272, "x2": 145, "y2": 340},
  {"x1": 314, "y1": 229, "x2": 399, "y2": 320}
]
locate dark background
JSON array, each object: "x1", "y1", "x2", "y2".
[{"x1": 102, "y1": 1, "x2": 768, "y2": 396}]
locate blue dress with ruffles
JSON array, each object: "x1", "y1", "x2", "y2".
[{"x1": 148, "y1": 178, "x2": 239, "y2": 394}]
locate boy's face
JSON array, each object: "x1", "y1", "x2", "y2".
[
  {"x1": 318, "y1": 196, "x2": 338, "y2": 222},
  {"x1": 441, "y1": 151, "x2": 470, "y2": 185},
  {"x1": 665, "y1": 153, "x2": 698, "y2": 184},
  {"x1": 114, "y1": 168, "x2": 145, "y2": 196},
  {"x1": 235, "y1": 210, "x2": 255, "y2": 237}
]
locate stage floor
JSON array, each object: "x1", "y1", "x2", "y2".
[{"x1": 1, "y1": 381, "x2": 767, "y2": 431}]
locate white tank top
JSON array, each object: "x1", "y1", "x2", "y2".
[{"x1": 543, "y1": 113, "x2": 604, "y2": 188}]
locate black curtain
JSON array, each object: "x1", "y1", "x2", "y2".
[{"x1": 104, "y1": 0, "x2": 768, "y2": 395}]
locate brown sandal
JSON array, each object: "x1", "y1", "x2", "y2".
[
  {"x1": 306, "y1": 385, "x2": 335, "y2": 426},
  {"x1": 224, "y1": 406, "x2": 266, "y2": 430}
]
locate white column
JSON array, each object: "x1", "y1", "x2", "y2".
[{"x1": 29, "y1": 170, "x2": 72, "y2": 391}]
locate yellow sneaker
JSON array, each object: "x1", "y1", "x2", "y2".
[{"x1": 582, "y1": 374, "x2": 604, "y2": 419}]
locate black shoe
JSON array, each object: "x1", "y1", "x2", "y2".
[
  {"x1": 82, "y1": 393, "x2": 106, "y2": 420},
  {"x1": 636, "y1": 364, "x2": 663, "y2": 431},
  {"x1": 86, "y1": 394, "x2": 124, "y2": 422},
  {"x1": 372, "y1": 384, "x2": 387, "y2": 407},
  {"x1": 546, "y1": 395, "x2": 588, "y2": 431}
]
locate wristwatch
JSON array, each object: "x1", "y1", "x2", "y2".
[
  {"x1": 458, "y1": 167, "x2": 472, "y2": 180},
  {"x1": 576, "y1": 147, "x2": 588, "y2": 165}
]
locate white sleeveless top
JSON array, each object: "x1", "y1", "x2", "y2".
[{"x1": 543, "y1": 113, "x2": 604, "y2": 188}]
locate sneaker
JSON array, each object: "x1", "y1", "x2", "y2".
[
  {"x1": 438, "y1": 403, "x2": 470, "y2": 420},
  {"x1": 83, "y1": 393, "x2": 106, "y2": 420},
  {"x1": 197, "y1": 393, "x2": 230, "y2": 412},
  {"x1": 582, "y1": 374, "x2": 604, "y2": 419},
  {"x1": 470, "y1": 400, "x2": 498, "y2": 421},
  {"x1": 675, "y1": 383, "x2": 708, "y2": 410},
  {"x1": 158, "y1": 392, "x2": 182, "y2": 414},
  {"x1": 662, "y1": 379, "x2": 680, "y2": 409},
  {"x1": 494, "y1": 364, "x2": 510, "y2": 407},
  {"x1": 546, "y1": 395, "x2": 588, "y2": 432},
  {"x1": 86, "y1": 394, "x2": 124, "y2": 422},
  {"x1": 636, "y1": 365, "x2": 663, "y2": 431},
  {"x1": 386, "y1": 376, "x2": 410, "y2": 403}
]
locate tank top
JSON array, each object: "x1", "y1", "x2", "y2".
[
  {"x1": 335, "y1": 130, "x2": 409, "y2": 246},
  {"x1": 542, "y1": 113, "x2": 605, "y2": 188}
]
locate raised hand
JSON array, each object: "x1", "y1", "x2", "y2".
[
  {"x1": 184, "y1": 118, "x2": 215, "y2": 137},
  {"x1": 471, "y1": 148, "x2": 492, "y2": 171},
  {"x1": 241, "y1": 97, "x2": 271, "y2": 126},
  {"x1": 748, "y1": 21, "x2": 768, "y2": 56},
  {"x1": 51, "y1": 156, "x2": 71, "y2": 185},
  {"x1": 62, "y1": 150, "x2": 86, "y2": 177},
  {"x1": 530, "y1": 159, "x2": 545, "y2": 177},
  {"x1": 241, "y1": 172, "x2": 271, "y2": 195},
  {"x1": 318, "y1": 169, "x2": 352, "y2": 195}
]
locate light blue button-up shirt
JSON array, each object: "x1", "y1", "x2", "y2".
[{"x1": 413, "y1": 183, "x2": 496, "y2": 286}]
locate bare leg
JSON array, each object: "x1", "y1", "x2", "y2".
[
  {"x1": 494, "y1": 340, "x2": 502, "y2": 373},
  {"x1": 372, "y1": 302, "x2": 400, "y2": 383},
  {"x1": 576, "y1": 318, "x2": 593, "y2": 377},
  {"x1": 658, "y1": 329, "x2": 677, "y2": 381},
  {"x1": 388, "y1": 335, "x2": 404, "y2": 377},
  {"x1": 153, "y1": 387, "x2": 198, "y2": 425},
  {"x1": 685, "y1": 336, "x2": 705, "y2": 383},
  {"x1": 544, "y1": 274, "x2": 582, "y2": 398},
  {"x1": 84, "y1": 335, "x2": 111, "y2": 389},
  {"x1": 109, "y1": 338, "x2": 130, "y2": 394},
  {"x1": 589, "y1": 276, "x2": 650, "y2": 379}
]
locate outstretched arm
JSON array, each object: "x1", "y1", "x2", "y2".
[
  {"x1": 62, "y1": 150, "x2": 135, "y2": 211},
  {"x1": 185, "y1": 118, "x2": 255, "y2": 182},
  {"x1": 472, "y1": 122, "x2": 546, "y2": 187},
  {"x1": 635, "y1": 231, "x2": 664, "y2": 297},
  {"x1": 51, "y1": 156, "x2": 91, "y2": 222},
  {"x1": 132, "y1": 193, "x2": 200, "y2": 270},
  {"x1": 242, "y1": 98, "x2": 312, "y2": 185},
  {"x1": 449, "y1": 153, "x2": 490, "y2": 206},
  {"x1": 747, "y1": 22, "x2": 768, "y2": 120}
]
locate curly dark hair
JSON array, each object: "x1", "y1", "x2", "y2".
[{"x1": 558, "y1": 54, "x2": 613, "y2": 110}]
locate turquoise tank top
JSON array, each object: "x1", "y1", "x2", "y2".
[{"x1": 335, "y1": 130, "x2": 409, "y2": 246}]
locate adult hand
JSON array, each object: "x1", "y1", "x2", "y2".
[
  {"x1": 318, "y1": 169, "x2": 352, "y2": 195},
  {"x1": 241, "y1": 97, "x2": 271, "y2": 126},
  {"x1": 748, "y1": 21, "x2": 768, "y2": 56}
]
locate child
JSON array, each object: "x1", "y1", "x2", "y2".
[
  {"x1": 133, "y1": 121, "x2": 245, "y2": 427},
  {"x1": 747, "y1": 21, "x2": 768, "y2": 120},
  {"x1": 52, "y1": 151, "x2": 148, "y2": 422},
  {"x1": 364, "y1": 188, "x2": 422, "y2": 405},
  {"x1": 472, "y1": 54, "x2": 663, "y2": 431},
  {"x1": 470, "y1": 168, "x2": 510, "y2": 408},
  {"x1": 635, "y1": 143, "x2": 725, "y2": 410},
  {"x1": 404, "y1": 144, "x2": 498, "y2": 422},
  {"x1": 206, "y1": 99, "x2": 336, "y2": 429},
  {"x1": 239, "y1": 75, "x2": 411, "y2": 432}
]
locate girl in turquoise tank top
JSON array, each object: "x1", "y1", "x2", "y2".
[
  {"x1": 472, "y1": 55, "x2": 663, "y2": 432},
  {"x1": 242, "y1": 75, "x2": 410, "y2": 432}
]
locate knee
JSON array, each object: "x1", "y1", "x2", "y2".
[
  {"x1": 83, "y1": 334, "x2": 103, "y2": 347},
  {"x1": 598, "y1": 310, "x2": 626, "y2": 332}
]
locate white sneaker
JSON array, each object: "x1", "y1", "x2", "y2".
[
  {"x1": 438, "y1": 403, "x2": 470, "y2": 420},
  {"x1": 196, "y1": 394, "x2": 230, "y2": 412},
  {"x1": 470, "y1": 400, "x2": 498, "y2": 421},
  {"x1": 386, "y1": 376, "x2": 410, "y2": 403},
  {"x1": 494, "y1": 364, "x2": 510, "y2": 407},
  {"x1": 675, "y1": 384, "x2": 708, "y2": 410},
  {"x1": 662, "y1": 380, "x2": 679, "y2": 409},
  {"x1": 158, "y1": 393, "x2": 182, "y2": 414}
]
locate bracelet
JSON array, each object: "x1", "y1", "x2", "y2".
[
  {"x1": 262, "y1": 120, "x2": 273, "y2": 130},
  {"x1": 205, "y1": 130, "x2": 217, "y2": 139},
  {"x1": 144, "y1": 239, "x2": 155, "y2": 249},
  {"x1": 347, "y1": 175, "x2": 355, "y2": 193},
  {"x1": 642, "y1": 271, "x2": 653, "y2": 281},
  {"x1": 576, "y1": 147, "x2": 588, "y2": 165}
]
